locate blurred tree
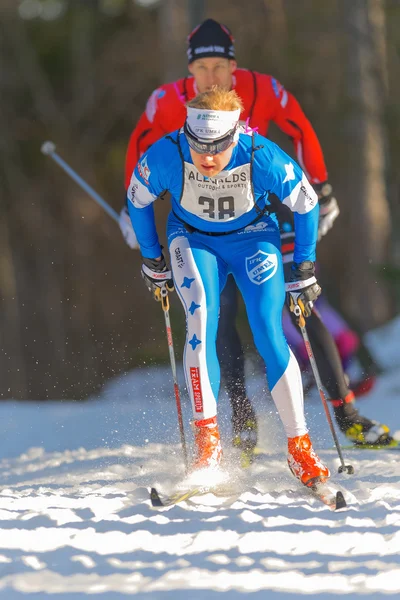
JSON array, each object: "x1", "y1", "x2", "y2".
[
  {"x1": 188, "y1": 0, "x2": 205, "y2": 30},
  {"x1": 0, "y1": 0, "x2": 398, "y2": 399},
  {"x1": 386, "y1": 0, "x2": 400, "y2": 267},
  {"x1": 158, "y1": 0, "x2": 187, "y2": 81},
  {"x1": 338, "y1": 0, "x2": 393, "y2": 330}
]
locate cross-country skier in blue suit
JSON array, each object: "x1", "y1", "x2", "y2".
[{"x1": 127, "y1": 87, "x2": 330, "y2": 486}]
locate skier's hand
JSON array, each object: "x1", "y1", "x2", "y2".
[
  {"x1": 285, "y1": 261, "x2": 321, "y2": 320},
  {"x1": 119, "y1": 205, "x2": 139, "y2": 249},
  {"x1": 313, "y1": 182, "x2": 339, "y2": 241},
  {"x1": 141, "y1": 254, "x2": 174, "y2": 301}
]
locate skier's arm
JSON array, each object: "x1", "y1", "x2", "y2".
[
  {"x1": 126, "y1": 147, "x2": 167, "y2": 259},
  {"x1": 265, "y1": 76, "x2": 340, "y2": 239},
  {"x1": 121, "y1": 109, "x2": 164, "y2": 250},
  {"x1": 263, "y1": 141, "x2": 321, "y2": 317},
  {"x1": 124, "y1": 88, "x2": 169, "y2": 190},
  {"x1": 267, "y1": 77, "x2": 328, "y2": 185},
  {"x1": 266, "y1": 143, "x2": 319, "y2": 263}
]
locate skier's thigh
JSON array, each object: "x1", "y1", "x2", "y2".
[
  {"x1": 169, "y1": 235, "x2": 227, "y2": 316},
  {"x1": 233, "y1": 238, "x2": 285, "y2": 328}
]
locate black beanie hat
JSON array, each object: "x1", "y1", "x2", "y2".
[{"x1": 187, "y1": 18, "x2": 235, "y2": 64}]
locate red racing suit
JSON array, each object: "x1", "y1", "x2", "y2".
[{"x1": 124, "y1": 68, "x2": 328, "y2": 189}]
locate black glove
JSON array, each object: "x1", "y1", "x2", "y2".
[
  {"x1": 313, "y1": 182, "x2": 339, "y2": 240},
  {"x1": 285, "y1": 261, "x2": 321, "y2": 319},
  {"x1": 141, "y1": 254, "x2": 174, "y2": 301}
]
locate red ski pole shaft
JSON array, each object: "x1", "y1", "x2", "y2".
[{"x1": 160, "y1": 286, "x2": 189, "y2": 473}]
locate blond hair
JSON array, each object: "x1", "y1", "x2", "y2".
[{"x1": 187, "y1": 86, "x2": 243, "y2": 113}]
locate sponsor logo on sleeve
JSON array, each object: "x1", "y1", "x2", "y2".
[
  {"x1": 138, "y1": 156, "x2": 151, "y2": 184},
  {"x1": 300, "y1": 184, "x2": 316, "y2": 206},
  {"x1": 283, "y1": 162, "x2": 295, "y2": 183},
  {"x1": 174, "y1": 246, "x2": 185, "y2": 268},
  {"x1": 129, "y1": 181, "x2": 139, "y2": 202}
]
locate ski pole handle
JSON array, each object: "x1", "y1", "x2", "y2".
[
  {"x1": 41, "y1": 141, "x2": 120, "y2": 224},
  {"x1": 160, "y1": 284, "x2": 170, "y2": 312},
  {"x1": 292, "y1": 299, "x2": 313, "y2": 329}
]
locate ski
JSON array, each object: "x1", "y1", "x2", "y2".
[
  {"x1": 309, "y1": 481, "x2": 347, "y2": 510},
  {"x1": 339, "y1": 441, "x2": 399, "y2": 451},
  {"x1": 150, "y1": 480, "x2": 241, "y2": 508},
  {"x1": 150, "y1": 486, "x2": 211, "y2": 507},
  {"x1": 150, "y1": 481, "x2": 347, "y2": 509}
]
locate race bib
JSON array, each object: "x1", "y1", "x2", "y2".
[{"x1": 181, "y1": 163, "x2": 254, "y2": 222}]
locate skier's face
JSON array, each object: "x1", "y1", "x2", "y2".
[
  {"x1": 188, "y1": 58, "x2": 237, "y2": 93},
  {"x1": 189, "y1": 143, "x2": 236, "y2": 178}
]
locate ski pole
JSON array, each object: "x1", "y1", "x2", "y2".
[
  {"x1": 41, "y1": 141, "x2": 120, "y2": 223},
  {"x1": 292, "y1": 300, "x2": 354, "y2": 475},
  {"x1": 42, "y1": 140, "x2": 189, "y2": 471},
  {"x1": 159, "y1": 286, "x2": 189, "y2": 473}
]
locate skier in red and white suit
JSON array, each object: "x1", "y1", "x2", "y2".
[
  {"x1": 124, "y1": 29, "x2": 327, "y2": 190},
  {"x1": 120, "y1": 19, "x2": 393, "y2": 456}
]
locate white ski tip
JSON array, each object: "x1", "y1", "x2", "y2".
[{"x1": 41, "y1": 141, "x2": 56, "y2": 155}]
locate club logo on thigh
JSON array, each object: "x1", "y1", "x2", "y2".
[{"x1": 245, "y1": 251, "x2": 278, "y2": 285}]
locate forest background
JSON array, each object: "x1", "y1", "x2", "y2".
[{"x1": 1, "y1": 0, "x2": 399, "y2": 400}]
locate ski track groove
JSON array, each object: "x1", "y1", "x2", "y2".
[
  {"x1": 0, "y1": 442, "x2": 400, "y2": 597},
  {"x1": 0, "y1": 319, "x2": 399, "y2": 598}
]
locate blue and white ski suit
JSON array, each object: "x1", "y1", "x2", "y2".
[{"x1": 127, "y1": 129, "x2": 319, "y2": 437}]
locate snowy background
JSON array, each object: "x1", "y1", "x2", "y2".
[{"x1": 0, "y1": 317, "x2": 400, "y2": 598}]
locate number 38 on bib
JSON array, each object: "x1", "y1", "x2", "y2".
[{"x1": 182, "y1": 164, "x2": 254, "y2": 221}]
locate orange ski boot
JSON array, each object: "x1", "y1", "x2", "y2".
[
  {"x1": 287, "y1": 433, "x2": 330, "y2": 487},
  {"x1": 192, "y1": 416, "x2": 222, "y2": 471}
]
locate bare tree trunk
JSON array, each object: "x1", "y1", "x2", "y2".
[
  {"x1": 158, "y1": 0, "x2": 188, "y2": 82},
  {"x1": 70, "y1": 0, "x2": 97, "y2": 124},
  {"x1": 385, "y1": 0, "x2": 400, "y2": 267},
  {"x1": 0, "y1": 108, "x2": 27, "y2": 396},
  {"x1": 0, "y1": 15, "x2": 69, "y2": 138},
  {"x1": 262, "y1": 0, "x2": 289, "y2": 78},
  {"x1": 187, "y1": 0, "x2": 205, "y2": 30},
  {"x1": 340, "y1": 0, "x2": 393, "y2": 331}
]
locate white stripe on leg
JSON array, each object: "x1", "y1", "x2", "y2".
[
  {"x1": 270, "y1": 349, "x2": 308, "y2": 438},
  {"x1": 169, "y1": 236, "x2": 217, "y2": 420}
]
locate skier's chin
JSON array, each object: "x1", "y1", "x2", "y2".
[{"x1": 198, "y1": 165, "x2": 221, "y2": 177}]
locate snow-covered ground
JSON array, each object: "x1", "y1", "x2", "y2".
[{"x1": 1, "y1": 318, "x2": 400, "y2": 598}]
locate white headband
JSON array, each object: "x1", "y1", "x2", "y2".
[{"x1": 186, "y1": 107, "x2": 241, "y2": 140}]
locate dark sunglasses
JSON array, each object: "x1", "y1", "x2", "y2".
[{"x1": 184, "y1": 122, "x2": 237, "y2": 155}]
